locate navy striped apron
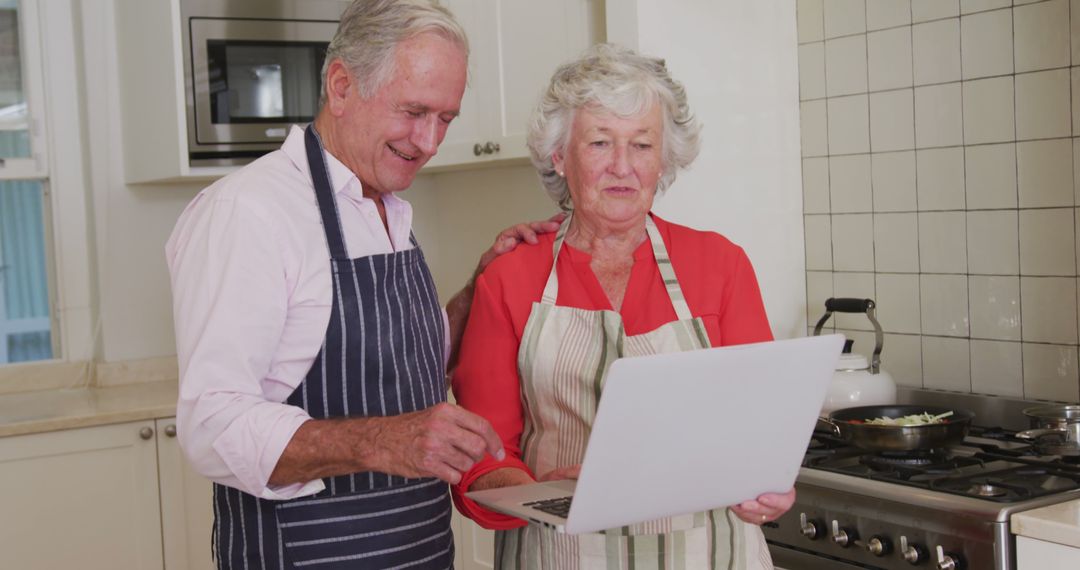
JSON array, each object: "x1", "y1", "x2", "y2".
[{"x1": 212, "y1": 125, "x2": 453, "y2": 569}]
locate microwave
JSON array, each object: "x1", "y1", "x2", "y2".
[{"x1": 181, "y1": 0, "x2": 350, "y2": 166}]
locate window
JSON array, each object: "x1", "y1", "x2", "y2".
[{"x1": 0, "y1": 0, "x2": 52, "y2": 365}]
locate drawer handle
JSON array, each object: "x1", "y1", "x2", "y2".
[
  {"x1": 164, "y1": 424, "x2": 177, "y2": 438},
  {"x1": 139, "y1": 427, "x2": 154, "y2": 440}
]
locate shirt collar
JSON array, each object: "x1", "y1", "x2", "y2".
[{"x1": 282, "y1": 124, "x2": 364, "y2": 200}]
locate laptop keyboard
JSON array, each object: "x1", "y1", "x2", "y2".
[{"x1": 523, "y1": 496, "x2": 573, "y2": 518}]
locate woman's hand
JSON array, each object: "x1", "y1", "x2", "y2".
[
  {"x1": 730, "y1": 488, "x2": 796, "y2": 525},
  {"x1": 537, "y1": 464, "x2": 581, "y2": 482}
]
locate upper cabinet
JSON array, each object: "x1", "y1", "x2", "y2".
[{"x1": 423, "y1": 0, "x2": 602, "y2": 171}]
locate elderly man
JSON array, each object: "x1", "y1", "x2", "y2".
[{"x1": 166, "y1": 1, "x2": 553, "y2": 567}]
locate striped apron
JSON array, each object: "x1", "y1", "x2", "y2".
[
  {"x1": 495, "y1": 215, "x2": 772, "y2": 570},
  {"x1": 212, "y1": 125, "x2": 453, "y2": 570}
]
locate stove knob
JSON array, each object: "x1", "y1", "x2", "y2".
[
  {"x1": 935, "y1": 545, "x2": 963, "y2": 570},
  {"x1": 798, "y1": 513, "x2": 821, "y2": 540},
  {"x1": 830, "y1": 520, "x2": 857, "y2": 548},
  {"x1": 900, "y1": 536, "x2": 927, "y2": 565},
  {"x1": 865, "y1": 535, "x2": 892, "y2": 557}
]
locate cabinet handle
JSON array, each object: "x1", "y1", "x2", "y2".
[
  {"x1": 473, "y1": 143, "x2": 484, "y2": 156},
  {"x1": 483, "y1": 141, "x2": 500, "y2": 154},
  {"x1": 139, "y1": 426, "x2": 154, "y2": 440},
  {"x1": 164, "y1": 424, "x2": 177, "y2": 438}
]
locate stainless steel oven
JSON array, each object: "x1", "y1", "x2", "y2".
[{"x1": 181, "y1": 0, "x2": 350, "y2": 166}]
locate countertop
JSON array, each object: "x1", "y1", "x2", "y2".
[
  {"x1": 1011, "y1": 499, "x2": 1080, "y2": 548},
  {"x1": 0, "y1": 381, "x2": 179, "y2": 437}
]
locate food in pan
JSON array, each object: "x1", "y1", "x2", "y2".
[{"x1": 855, "y1": 411, "x2": 954, "y2": 426}]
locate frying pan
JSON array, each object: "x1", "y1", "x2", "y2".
[{"x1": 822, "y1": 404, "x2": 974, "y2": 452}]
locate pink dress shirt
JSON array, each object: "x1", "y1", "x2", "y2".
[{"x1": 166, "y1": 125, "x2": 449, "y2": 500}]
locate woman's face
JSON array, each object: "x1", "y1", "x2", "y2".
[{"x1": 554, "y1": 103, "x2": 664, "y2": 230}]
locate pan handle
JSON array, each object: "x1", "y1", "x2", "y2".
[
  {"x1": 1016, "y1": 428, "x2": 1065, "y2": 440},
  {"x1": 817, "y1": 416, "x2": 842, "y2": 437},
  {"x1": 812, "y1": 297, "x2": 884, "y2": 375}
]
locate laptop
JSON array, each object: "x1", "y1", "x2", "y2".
[{"x1": 466, "y1": 334, "x2": 845, "y2": 534}]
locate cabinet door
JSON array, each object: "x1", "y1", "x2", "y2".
[
  {"x1": 0, "y1": 421, "x2": 163, "y2": 569},
  {"x1": 157, "y1": 417, "x2": 215, "y2": 570},
  {"x1": 453, "y1": 509, "x2": 496, "y2": 569}
]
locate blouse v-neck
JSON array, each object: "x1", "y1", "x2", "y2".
[{"x1": 558, "y1": 237, "x2": 654, "y2": 313}]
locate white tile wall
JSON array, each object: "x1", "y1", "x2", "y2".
[
  {"x1": 1015, "y1": 69, "x2": 1072, "y2": 140},
  {"x1": 961, "y1": 9, "x2": 1013, "y2": 79},
  {"x1": 868, "y1": 0, "x2": 912, "y2": 30},
  {"x1": 916, "y1": 147, "x2": 966, "y2": 210},
  {"x1": 872, "y1": 151, "x2": 918, "y2": 211},
  {"x1": 1017, "y1": 139, "x2": 1074, "y2": 208},
  {"x1": 967, "y1": 210, "x2": 1019, "y2": 275},
  {"x1": 914, "y1": 83, "x2": 964, "y2": 147},
  {"x1": 799, "y1": 0, "x2": 1080, "y2": 400},
  {"x1": 830, "y1": 154, "x2": 873, "y2": 212},
  {"x1": 969, "y1": 275, "x2": 1022, "y2": 340},
  {"x1": 913, "y1": 19, "x2": 962, "y2": 85},
  {"x1": 870, "y1": 89, "x2": 915, "y2": 151},
  {"x1": 874, "y1": 213, "x2": 920, "y2": 272},
  {"x1": 828, "y1": 95, "x2": 871, "y2": 154},
  {"x1": 1019, "y1": 209, "x2": 1077, "y2": 276},
  {"x1": 868, "y1": 28, "x2": 914, "y2": 91},
  {"x1": 966, "y1": 143, "x2": 1017, "y2": 209},
  {"x1": 803, "y1": 157, "x2": 831, "y2": 213},
  {"x1": 1014, "y1": 0, "x2": 1070, "y2": 73}
]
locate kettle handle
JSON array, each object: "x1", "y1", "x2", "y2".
[{"x1": 813, "y1": 297, "x2": 884, "y2": 374}]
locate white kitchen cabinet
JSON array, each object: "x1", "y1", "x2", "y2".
[
  {"x1": 425, "y1": 0, "x2": 601, "y2": 170},
  {"x1": 0, "y1": 418, "x2": 213, "y2": 570},
  {"x1": 453, "y1": 509, "x2": 497, "y2": 569},
  {"x1": 1017, "y1": 535, "x2": 1080, "y2": 569}
]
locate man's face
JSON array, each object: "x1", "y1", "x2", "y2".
[{"x1": 331, "y1": 32, "x2": 467, "y2": 197}]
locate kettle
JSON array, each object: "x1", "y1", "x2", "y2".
[{"x1": 813, "y1": 298, "x2": 897, "y2": 414}]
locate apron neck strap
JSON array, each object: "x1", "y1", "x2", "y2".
[
  {"x1": 304, "y1": 124, "x2": 350, "y2": 260},
  {"x1": 539, "y1": 213, "x2": 694, "y2": 320}
]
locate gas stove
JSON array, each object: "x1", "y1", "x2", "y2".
[{"x1": 764, "y1": 388, "x2": 1080, "y2": 570}]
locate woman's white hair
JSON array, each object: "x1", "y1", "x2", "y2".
[
  {"x1": 321, "y1": 0, "x2": 468, "y2": 101},
  {"x1": 526, "y1": 43, "x2": 702, "y2": 209}
]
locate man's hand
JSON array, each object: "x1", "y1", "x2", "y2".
[
  {"x1": 730, "y1": 488, "x2": 796, "y2": 525},
  {"x1": 475, "y1": 212, "x2": 566, "y2": 276},
  {"x1": 372, "y1": 403, "x2": 505, "y2": 484}
]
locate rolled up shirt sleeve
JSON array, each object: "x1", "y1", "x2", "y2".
[{"x1": 168, "y1": 188, "x2": 324, "y2": 500}]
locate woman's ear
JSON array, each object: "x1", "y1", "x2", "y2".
[{"x1": 551, "y1": 150, "x2": 565, "y2": 177}]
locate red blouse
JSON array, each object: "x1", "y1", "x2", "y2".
[{"x1": 450, "y1": 215, "x2": 773, "y2": 529}]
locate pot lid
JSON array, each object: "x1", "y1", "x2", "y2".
[{"x1": 837, "y1": 338, "x2": 870, "y2": 371}]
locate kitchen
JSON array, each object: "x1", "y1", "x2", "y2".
[{"x1": 0, "y1": 0, "x2": 1077, "y2": 568}]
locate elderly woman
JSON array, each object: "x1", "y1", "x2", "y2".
[{"x1": 450, "y1": 44, "x2": 792, "y2": 569}]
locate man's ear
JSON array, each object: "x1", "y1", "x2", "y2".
[{"x1": 323, "y1": 59, "x2": 352, "y2": 116}]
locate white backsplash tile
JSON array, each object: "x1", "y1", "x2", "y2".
[
  {"x1": 1075, "y1": 140, "x2": 1080, "y2": 205},
  {"x1": 827, "y1": 36, "x2": 869, "y2": 96},
  {"x1": 914, "y1": 83, "x2": 964, "y2": 148},
  {"x1": 873, "y1": 151, "x2": 918, "y2": 211},
  {"x1": 1023, "y1": 343, "x2": 1080, "y2": 401},
  {"x1": 1072, "y1": 67, "x2": 1080, "y2": 137},
  {"x1": 870, "y1": 89, "x2": 915, "y2": 151},
  {"x1": 798, "y1": 0, "x2": 826, "y2": 43},
  {"x1": 799, "y1": 42, "x2": 827, "y2": 100},
  {"x1": 806, "y1": 270, "x2": 835, "y2": 324},
  {"x1": 912, "y1": 0, "x2": 960, "y2": 23},
  {"x1": 960, "y1": 0, "x2": 1011, "y2": 15},
  {"x1": 913, "y1": 19, "x2": 962, "y2": 85},
  {"x1": 916, "y1": 147, "x2": 966, "y2": 210},
  {"x1": 1017, "y1": 138, "x2": 1074, "y2": 208},
  {"x1": 920, "y1": 274, "x2": 971, "y2": 335},
  {"x1": 1021, "y1": 277, "x2": 1079, "y2": 343},
  {"x1": 868, "y1": 28, "x2": 914, "y2": 91},
  {"x1": 828, "y1": 94, "x2": 871, "y2": 154},
  {"x1": 883, "y1": 333, "x2": 923, "y2": 386},
  {"x1": 965, "y1": 143, "x2": 1018, "y2": 209},
  {"x1": 834, "y1": 272, "x2": 878, "y2": 329},
  {"x1": 962, "y1": 76, "x2": 1016, "y2": 144},
  {"x1": 832, "y1": 214, "x2": 876, "y2": 271},
  {"x1": 961, "y1": 9, "x2": 1013, "y2": 80},
  {"x1": 803, "y1": 157, "x2": 831, "y2": 213},
  {"x1": 1014, "y1": 0, "x2": 1071, "y2": 73},
  {"x1": 801, "y1": 100, "x2": 829, "y2": 156},
  {"x1": 830, "y1": 154, "x2": 873, "y2": 212},
  {"x1": 868, "y1": 0, "x2": 912, "y2": 31},
  {"x1": 876, "y1": 273, "x2": 922, "y2": 333},
  {"x1": 839, "y1": 328, "x2": 878, "y2": 357},
  {"x1": 1073, "y1": 0, "x2": 1080, "y2": 64},
  {"x1": 919, "y1": 212, "x2": 968, "y2": 273},
  {"x1": 922, "y1": 336, "x2": 972, "y2": 391},
  {"x1": 824, "y1": 0, "x2": 868, "y2": 38},
  {"x1": 805, "y1": 214, "x2": 834, "y2": 270},
  {"x1": 970, "y1": 340, "x2": 1024, "y2": 397},
  {"x1": 1015, "y1": 69, "x2": 1072, "y2": 140},
  {"x1": 969, "y1": 275, "x2": 1022, "y2": 340},
  {"x1": 1019, "y1": 209, "x2": 1077, "y2": 276},
  {"x1": 874, "y1": 212, "x2": 920, "y2": 272},
  {"x1": 967, "y1": 210, "x2": 1020, "y2": 275}
]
